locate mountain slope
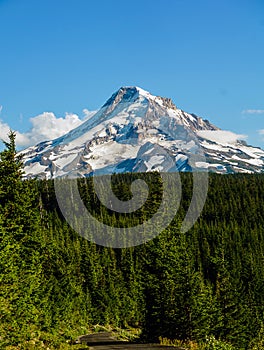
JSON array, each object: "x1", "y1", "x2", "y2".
[{"x1": 21, "y1": 87, "x2": 264, "y2": 178}]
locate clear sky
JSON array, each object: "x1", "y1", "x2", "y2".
[{"x1": 0, "y1": 0, "x2": 264, "y2": 149}]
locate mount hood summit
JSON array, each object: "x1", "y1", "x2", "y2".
[{"x1": 21, "y1": 87, "x2": 264, "y2": 178}]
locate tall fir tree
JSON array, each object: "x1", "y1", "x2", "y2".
[{"x1": 0, "y1": 131, "x2": 43, "y2": 346}]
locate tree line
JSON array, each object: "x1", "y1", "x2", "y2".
[{"x1": 0, "y1": 132, "x2": 264, "y2": 349}]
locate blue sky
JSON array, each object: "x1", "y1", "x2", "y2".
[{"x1": 0, "y1": 0, "x2": 264, "y2": 149}]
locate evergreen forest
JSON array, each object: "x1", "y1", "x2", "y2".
[{"x1": 1, "y1": 132, "x2": 264, "y2": 350}]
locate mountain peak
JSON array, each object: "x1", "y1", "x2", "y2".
[
  {"x1": 21, "y1": 87, "x2": 264, "y2": 178},
  {"x1": 103, "y1": 86, "x2": 147, "y2": 108},
  {"x1": 103, "y1": 86, "x2": 178, "y2": 111}
]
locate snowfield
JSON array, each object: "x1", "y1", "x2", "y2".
[{"x1": 21, "y1": 86, "x2": 264, "y2": 178}]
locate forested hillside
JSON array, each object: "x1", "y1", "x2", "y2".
[{"x1": 1, "y1": 133, "x2": 264, "y2": 349}]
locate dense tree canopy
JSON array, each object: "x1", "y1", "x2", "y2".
[{"x1": 0, "y1": 132, "x2": 264, "y2": 349}]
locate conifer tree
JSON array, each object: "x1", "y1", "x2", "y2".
[{"x1": 0, "y1": 131, "x2": 43, "y2": 346}]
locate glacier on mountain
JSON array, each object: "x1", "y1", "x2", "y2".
[{"x1": 21, "y1": 86, "x2": 264, "y2": 179}]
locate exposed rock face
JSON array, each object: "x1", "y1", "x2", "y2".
[{"x1": 21, "y1": 86, "x2": 264, "y2": 179}]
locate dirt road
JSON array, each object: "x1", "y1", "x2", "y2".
[{"x1": 76, "y1": 332, "x2": 182, "y2": 349}]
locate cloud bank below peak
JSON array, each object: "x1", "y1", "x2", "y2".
[{"x1": 197, "y1": 130, "x2": 247, "y2": 145}]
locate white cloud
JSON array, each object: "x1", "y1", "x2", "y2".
[
  {"x1": 83, "y1": 109, "x2": 97, "y2": 120},
  {"x1": 0, "y1": 120, "x2": 11, "y2": 141},
  {"x1": 0, "y1": 111, "x2": 87, "y2": 149},
  {"x1": 197, "y1": 130, "x2": 247, "y2": 145},
  {"x1": 0, "y1": 119, "x2": 29, "y2": 146},
  {"x1": 25, "y1": 112, "x2": 83, "y2": 145},
  {"x1": 242, "y1": 109, "x2": 264, "y2": 115}
]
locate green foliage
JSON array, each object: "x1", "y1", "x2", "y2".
[
  {"x1": 160, "y1": 336, "x2": 237, "y2": 350},
  {"x1": 202, "y1": 336, "x2": 238, "y2": 350},
  {"x1": 0, "y1": 132, "x2": 44, "y2": 347},
  {"x1": 1, "y1": 133, "x2": 264, "y2": 348},
  {"x1": 249, "y1": 325, "x2": 264, "y2": 350}
]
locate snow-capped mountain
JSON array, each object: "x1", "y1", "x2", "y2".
[{"x1": 21, "y1": 86, "x2": 264, "y2": 179}]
